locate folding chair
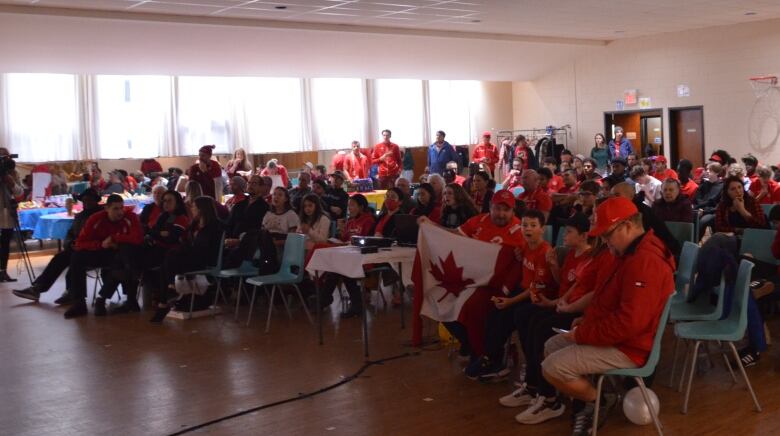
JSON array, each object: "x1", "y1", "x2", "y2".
[
  {"x1": 674, "y1": 260, "x2": 762, "y2": 414},
  {"x1": 665, "y1": 221, "x2": 695, "y2": 245},
  {"x1": 179, "y1": 232, "x2": 227, "y2": 319}
]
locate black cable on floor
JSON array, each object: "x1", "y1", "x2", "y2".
[{"x1": 167, "y1": 351, "x2": 420, "y2": 436}]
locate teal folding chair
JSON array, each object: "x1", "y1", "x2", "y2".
[
  {"x1": 593, "y1": 293, "x2": 674, "y2": 436},
  {"x1": 667, "y1": 242, "x2": 702, "y2": 386},
  {"x1": 543, "y1": 225, "x2": 553, "y2": 245},
  {"x1": 665, "y1": 221, "x2": 695, "y2": 245},
  {"x1": 181, "y1": 232, "x2": 227, "y2": 318},
  {"x1": 674, "y1": 260, "x2": 762, "y2": 414},
  {"x1": 739, "y1": 228, "x2": 779, "y2": 266},
  {"x1": 212, "y1": 249, "x2": 261, "y2": 321},
  {"x1": 245, "y1": 233, "x2": 313, "y2": 332},
  {"x1": 555, "y1": 229, "x2": 565, "y2": 247},
  {"x1": 761, "y1": 203, "x2": 773, "y2": 219}
]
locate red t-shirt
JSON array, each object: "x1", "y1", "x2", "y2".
[
  {"x1": 654, "y1": 168, "x2": 678, "y2": 182},
  {"x1": 567, "y1": 249, "x2": 614, "y2": 303},
  {"x1": 749, "y1": 178, "x2": 780, "y2": 205},
  {"x1": 454, "y1": 175, "x2": 466, "y2": 186},
  {"x1": 521, "y1": 241, "x2": 556, "y2": 298},
  {"x1": 343, "y1": 153, "x2": 369, "y2": 180},
  {"x1": 514, "y1": 145, "x2": 532, "y2": 169},
  {"x1": 680, "y1": 179, "x2": 698, "y2": 199},
  {"x1": 459, "y1": 213, "x2": 525, "y2": 248},
  {"x1": 341, "y1": 212, "x2": 375, "y2": 241},
  {"x1": 558, "y1": 182, "x2": 580, "y2": 195},
  {"x1": 558, "y1": 248, "x2": 593, "y2": 298},
  {"x1": 547, "y1": 175, "x2": 564, "y2": 193},
  {"x1": 518, "y1": 188, "x2": 553, "y2": 213},
  {"x1": 187, "y1": 160, "x2": 222, "y2": 199},
  {"x1": 471, "y1": 143, "x2": 499, "y2": 172},
  {"x1": 331, "y1": 153, "x2": 346, "y2": 172},
  {"x1": 371, "y1": 142, "x2": 402, "y2": 178}
]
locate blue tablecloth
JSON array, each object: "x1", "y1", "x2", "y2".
[
  {"x1": 19, "y1": 208, "x2": 66, "y2": 232},
  {"x1": 32, "y1": 212, "x2": 74, "y2": 240}
]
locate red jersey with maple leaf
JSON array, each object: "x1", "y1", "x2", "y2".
[
  {"x1": 521, "y1": 241, "x2": 556, "y2": 298},
  {"x1": 558, "y1": 248, "x2": 593, "y2": 298}
]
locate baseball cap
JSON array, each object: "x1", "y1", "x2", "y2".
[
  {"x1": 329, "y1": 170, "x2": 346, "y2": 180},
  {"x1": 709, "y1": 153, "x2": 723, "y2": 163},
  {"x1": 491, "y1": 189, "x2": 515, "y2": 209},
  {"x1": 655, "y1": 156, "x2": 667, "y2": 163},
  {"x1": 564, "y1": 212, "x2": 591, "y2": 234},
  {"x1": 482, "y1": 131, "x2": 492, "y2": 138},
  {"x1": 589, "y1": 197, "x2": 638, "y2": 237}
]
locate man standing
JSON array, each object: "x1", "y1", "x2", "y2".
[
  {"x1": 186, "y1": 145, "x2": 222, "y2": 199},
  {"x1": 344, "y1": 141, "x2": 369, "y2": 181},
  {"x1": 63, "y1": 195, "x2": 144, "y2": 319},
  {"x1": 12, "y1": 189, "x2": 103, "y2": 304},
  {"x1": 607, "y1": 127, "x2": 633, "y2": 163},
  {"x1": 428, "y1": 130, "x2": 458, "y2": 175},
  {"x1": 472, "y1": 131, "x2": 499, "y2": 175},
  {"x1": 371, "y1": 129, "x2": 402, "y2": 189},
  {"x1": 542, "y1": 197, "x2": 673, "y2": 435}
]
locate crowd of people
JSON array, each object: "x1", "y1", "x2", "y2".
[{"x1": 6, "y1": 125, "x2": 780, "y2": 435}]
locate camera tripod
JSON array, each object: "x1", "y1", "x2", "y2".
[{"x1": 3, "y1": 183, "x2": 35, "y2": 283}]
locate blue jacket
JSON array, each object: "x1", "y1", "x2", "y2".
[
  {"x1": 427, "y1": 141, "x2": 458, "y2": 175},
  {"x1": 607, "y1": 138, "x2": 633, "y2": 162}
]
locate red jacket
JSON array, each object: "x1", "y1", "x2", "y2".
[
  {"x1": 575, "y1": 230, "x2": 675, "y2": 366},
  {"x1": 75, "y1": 210, "x2": 144, "y2": 251},
  {"x1": 343, "y1": 152, "x2": 369, "y2": 180},
  {"x1": 471, "y1": 143, "x2": 499, "y2": 172},
  {"x1": 260, "y1": 165, "x2": 290, "y2": 188}
]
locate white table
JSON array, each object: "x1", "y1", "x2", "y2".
[{"x1": 306, "y1": 245, "x2": 417, "y2": 357}]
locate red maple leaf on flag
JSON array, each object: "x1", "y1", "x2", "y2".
[{"x1": 429, "y1": 252, "x2": 475, "y2": 302}]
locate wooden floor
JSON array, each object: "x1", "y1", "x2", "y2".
[{"x1": 2, "y1": 255, "x2": 780, "y2": 436}]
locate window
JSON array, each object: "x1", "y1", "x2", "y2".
[
  {"x1": 428, "y1": 80, "x2": 479, "y2": 146},
  {"x1": 240, "y1": 77, "x2": 304, "y2": 153},
  {"x1": 373, "y1": 79, "x2": 424, "y2": 147},
  {"x1": 176, "y1": 76, "x2": 236, "y2": 156},
  {"x1": 310, "y1": 78, "x2": 366, "y2": 150},
  {"x1": 3, "y1": 74, "x2": 80, "y2": 162},
  {"x1": 95, "y1": 75, "x2": 173, "y2": 159}
]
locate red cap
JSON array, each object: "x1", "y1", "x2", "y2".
[
  {"x1": 709, "y1": 153, "x2": 722, "y2": 163},
  {"x1": 588, "y1": 197, "x2": 638, "y2": 237},
  {"x1": 482, "y1": 131, "x2": 492, "y2": 138},
  {"x1": 655, "y1": 155, "x2": 667, "y2": 163},
  {"x1": 491, "y1": 189, "x2": 515, "y2": 209},
  {"x1": 199, "y1": 145, "x2": 216, "y2": 156}
]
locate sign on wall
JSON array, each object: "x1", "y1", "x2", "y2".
[
  {"x1": 677, "y1": 84, "x2": 690, "y2": 97},
  {"x1": 624, "y1": 89, "x2": 638, "y2": 105},
  {"x1": 639, "y1": 97, "x2": 652, "y2": 109}
]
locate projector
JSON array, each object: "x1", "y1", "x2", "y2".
[{"x1": 351, "y1": 236, "x2": 393, "y2": 248}]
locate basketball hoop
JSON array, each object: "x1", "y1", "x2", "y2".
[{"x1": 750, "y1": 75, "x2": 778, "y2": 98}]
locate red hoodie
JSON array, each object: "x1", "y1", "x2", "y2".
[
  {"x1": 75, "y1": 210, "x2": 144, "y2": 251},
  {"x1": 574, "y1": 230, "x2": 675, "y2": 366}
]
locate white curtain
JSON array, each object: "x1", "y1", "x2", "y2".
[
  {"x1": 2, "y1": 74, "x2": 80, "y2": 162},
  {"x1": 310, "y1": 78, "x2": 367, "y2": 150},
  {"x1": 94, "y1": 75, "x2": 174, "y2": 159},
  {"x1": 240, "y1": 77, "x2": 304, "y2": 154},
  {"x1": 428, "y1": 80, "x2": 479, "y2": 146},
  {"x1": 373, "y1": 79, "x2": 425, "y2": 148},
  {"x1": 176, "y1": 76, "x2": 237, "y2": 156}
]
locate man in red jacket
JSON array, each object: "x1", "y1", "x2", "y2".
[
  {"x1": 471, "y1": 131, "x2": 499, "y2": 174},
  {"x1": 64, "y1": 195, "x2": 144, "y2": 319},
  {"x1": 371, "y1": 129, "x2": 402, "y2": 189},
  {"x1": 541, "y1": 197, "x2": 674, "y2": 435}
]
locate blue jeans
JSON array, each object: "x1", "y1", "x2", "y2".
[{"x1": 721, "y1": 284, "x2": 767, "y2": 353}]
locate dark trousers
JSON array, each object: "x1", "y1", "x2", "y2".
[
  {"x1": 0, "y1": 228, "x2": 12, "y2": 271},
  {"x1": 161, "y1": 246, "x2": 209, "y2": 300},
  {"x1": 34, "y1": 249, "x2": 73, "y2": 292},
  {"x1": 443, "y1": 321, "x2": 471, "y2": 355},
  {"x1": 520, "y1": 309, "x2": 579, "y2": 397},
  {"x1": 69, "y1": 249, "x2": 119, "y2": 301},
  {"x1": 483, "y1": 300, "x2": 532, "y2": 362},
  {"x1": 320, "y1": 273, "x2": 362, "y2": 308}
]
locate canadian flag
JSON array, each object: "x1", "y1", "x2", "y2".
[{"x1": 412, "y1": 223, "x2": 521, "y2": 353}]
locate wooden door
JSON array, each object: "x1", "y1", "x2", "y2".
[{"x1": 670, "y1": 107, "x2": 704, "y2": 169}]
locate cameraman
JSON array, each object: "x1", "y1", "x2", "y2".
[{"x1": 0, "y1": 147, "x2": 23, "y2": 282}]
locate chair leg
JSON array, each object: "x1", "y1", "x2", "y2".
[
  {"x1": 592, "y1": 375, "x2": 606, "y2": 436},
  {"x1": 212, "y1": 278, "x2": 222, "y2": 315},
  {"x1": 682, "y1": 340, "x2": 702, "y2": 414},
  {"x1": 187, "y1": 292, "x2": 195, "y2": 320},
  {"x1": 678, "y1": 340, "x2": 691, "y2": 393},
  {"x1": 294, "y1": 284, "x2": 314, "y2": 325},
  {"x1": 279, "y1": 287, "x2": 293, "y2": 320},
  {"x1": 265, "y1": 285, "x2": 277, "y2": 333},
  {"x1": 635, "y1": 377, "x2": 664, "y2": 435},
  {"x1": 669, "y1": 336, "x2": 681, "y2": 388},
  {"x1": 717, "y1": 340, "x2": 737, "y2": 384},
  {"x1": 246, "y1": 285, "x2": 258, "y2": 327},
  {"x1": 234, "y1": 278, "x2": 244, "y2": 321},
  {"x1": 727, "y1": 341, "x2": 762, "y2": 412}
]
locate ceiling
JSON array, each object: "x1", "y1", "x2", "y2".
[{"x1": 3, "y1": 0, "x2": 780, "y2": 42}]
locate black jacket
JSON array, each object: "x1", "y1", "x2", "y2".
[
  {"x1": 321, "y1": 188, "x2": 349, "y2": 220},
  {"x1": 226, "y1": 196, "x2": 269, "y2": 238},
  {"x1": 692, "y1": 180, "x2": 723, "y2": 213},
  {"x1": 635, "y1": 197, "x2": 681, "y2": 256},
  {"x1": 185, "y1": 221, "x2": 223, "y2": 266}
]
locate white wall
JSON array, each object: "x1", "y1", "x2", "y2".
[{"x1": 513, "y1": 18, "x2": 780, "y2": 164}]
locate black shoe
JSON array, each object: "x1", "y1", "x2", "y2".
[
  {"x1": 64, "y1": 300, "x2": 88, "y2": 319},
  {"x1": 12, "y1": 286, "x2": 40, "y2": 302},
  {"x1": 735, "y1": 347, "x2": 761, "y2": 368},
  {"x1": 150, "y1": 306, "x2": 172, "y2": 323},
  {"x1": 340, "y1": 306, "x2": 362, "y2": 319},
  {"x1": 54, "y1": 291, "x2": 74, "y2": 306},
  {"x1": 94, "y1": 298, "x2": 107, "y2": 317},
  {"x1": 0, "y1": 271, "x2": 17, "y2": 282},
  {"x1": 109, "y1": 299, "x2": 140, "y2": 315}
]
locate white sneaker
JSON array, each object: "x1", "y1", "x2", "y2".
[
  {"x1": 498, "y1": 383, "x2": 535, "y2": 408},
  {"x1": 515, "y1": 395, "x2": 566, "y2": 425}
]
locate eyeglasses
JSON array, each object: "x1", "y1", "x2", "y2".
[{"x1": 600, "y1": 220, "x2": 625, "y2": 241}]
